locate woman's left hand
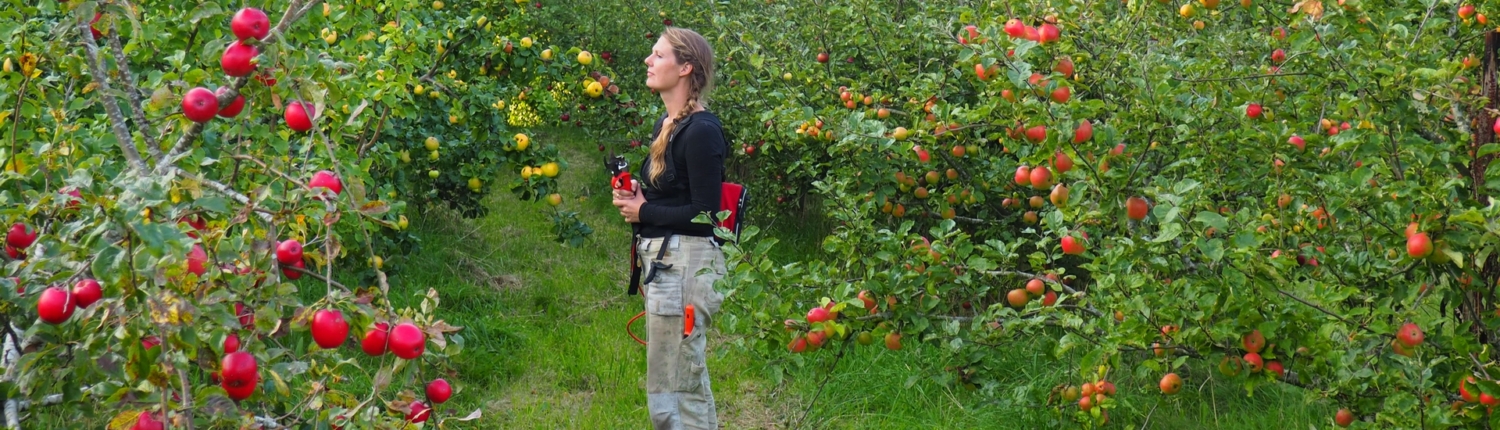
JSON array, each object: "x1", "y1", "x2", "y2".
[{"x1": 613, "y1": 191, "x2": 646, "y2": 223}]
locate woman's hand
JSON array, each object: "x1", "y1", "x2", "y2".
[{"x1": 612, "y1": 181, "x2": 646, "y2": 223}]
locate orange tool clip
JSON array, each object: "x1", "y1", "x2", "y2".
[{"x1": 683, "y1": 304, "x2": 696, "y2": 338}]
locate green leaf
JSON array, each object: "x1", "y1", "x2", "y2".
[{"x1": 1193, "y1": 211, "x2": 1227, "y2": 232}]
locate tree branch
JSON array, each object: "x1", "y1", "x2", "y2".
[
  {"x1": 105, "y1": 24, "x2": 162, "y2": 161},
  {"x1": 78, "y1": 14, "x2": 148, "y2": 173}
]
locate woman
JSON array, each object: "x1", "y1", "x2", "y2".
[{"x1": 612, "y1": 27, "x2": 727, "y2": 430}]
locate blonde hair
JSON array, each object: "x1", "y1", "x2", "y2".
[{"x1": 647, "y1": 27, "x2": 715, "y2": 186}]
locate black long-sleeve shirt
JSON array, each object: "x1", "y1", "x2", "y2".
[{"x1": 635, "y1": 111, "x2": 727, "y2": 238}]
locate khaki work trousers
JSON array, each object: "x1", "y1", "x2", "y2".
[{"x1": 637, "y1": 235, "x2": 726, "y2": 430}]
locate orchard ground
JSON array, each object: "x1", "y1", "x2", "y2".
[{"x1": 35, "y1": 127, "x2": 1328, "y2": 429}]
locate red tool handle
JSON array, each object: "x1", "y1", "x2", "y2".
[
  {"x1": 612, "y1": 171, "x2": 634, "y2": 192},
  {"x1": 684, "y1": 304, "x2": 696, "y2": 338}
]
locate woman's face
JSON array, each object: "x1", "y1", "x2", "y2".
[{"x1": 644, "y1": 37, "x2": 687, "y2": 91}]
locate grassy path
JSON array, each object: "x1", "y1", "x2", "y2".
[
  {"x1": 387, "y1": 127, "x2": 792, "y2": 428},
  {"x1": 394, "y1": 128, "x2": 1335, "y2": 429}
]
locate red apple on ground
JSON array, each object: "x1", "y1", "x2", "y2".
[{"x1": 817, "y1": 52, "x2": 829, "y2": 63}]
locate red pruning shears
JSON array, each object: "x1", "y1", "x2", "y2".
[{"x1": 606, "y1": 152, "x2": 634, "y2": 192}]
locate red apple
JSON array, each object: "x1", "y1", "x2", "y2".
[
  {"x1": 1159, "y1": 373, "x2": 1183, "y2": 394},
  {"x1": 284, "y1": 101, "x2": 314, "y2": 132},
  {"x1": 220, "y1": 41, "x2": 259, "y2": 77},
  {"x1": 1335, "y1": 409, "x2": 1354, "y2": 427},
  {"x1": 1265, "y1": 361, "x2": 1284, "y2": 378},
  {"x1": 1243, "y1": 352, "x2": 1264, "y2": 372},
  {"x1": 1126, "y1": 196, "x2": 1150, "y2": 221},
  {"x1": 1073, "y1": 120, "x2": 1092, "y2": 143},
  {"x1": 230, "y1": 8, "x2": 271, "y2": 41},
  {"x1": 1242, "y1": 330, "x2": 1265, "y2": 353},
  {"x1": 1003, "y1": 19, "x2": 1025, "y2": 38},
  {"x1": 235, "y1": 302, "x2": 255, "y2": 328},
  {"x1": 131, "y1": 412, "x2": 165, "y2": 430},
  {"x1": 407, "y1": 401, "x2": 432, "y2": 423},
  {"x1": 1061, "y1": 235, "x2": 1085, "y2": 255},
  {"x1": 817, "y1": 52, "x2": 829, "y2": 63},
  {"x1": 1054, "y1": 151, "x2": 1074, "y2": 173},
  {"x1": 309, "y1": 170, "x2": 343, "y2": 197},
  {"x1": 807, "y1": 307, "x2": 831, "y2": 323},
  {"x1": 1397, "y1": 322, "x2": 1423, "y2": 348},
  {"x1": 1288, "y1": 135, "x2": 1305, "y2": 151},
  {"x1": 1407, "y1": 232, "x2": 1432, "y2": 258},
  {"x1": 37, "y1": 286, "x2": 75, "y2": 324},
  {"x1": 1270, "y1": 49, "x2": 1286, "y2": 64},
  {"x1": 224, "y1": 332, "x2": 241, "y2": 354},
  {"x1": 311, "y1": 309, "x2": 350, "y2": 349},
  {"x1": 276, "y1": 240, "x2": 303, "y2": 265},
  {"x1": 1037, "y1": 23, "x2": 1060, "y2": 43},
  {"x1": 788, "y1": 336, "x2": 808, "y2": 353},
  {"x1": 1054, "y1": 57, "x2": 1075, "y2": 78},
  {"x1": 1462, "y1": 377, "x2": 1480, "y2": 402},
  {"x1": 186, "y1": 244, "x2": 208, "y2": 276},
  {"x1": 388, "y1": 322, "x2": 426, "y2": 359},
  {"x1": 361, "y1": 322, "x2": 390, "y2": 356},
  {"x1": 1025, "y1": 125, "x2": 1047, "y2": 143},
  {"x1": 72, "y1": 279, "x2": 102, "y2": 309},
  {"x1": 215, "y1": 87, "x2": 246, "y2": 118},
  {"x1": 1029, "y1": 166, "x2": 1052, "y2": 189},
  {"x1": 1246, "y1": 103, "x2": 1262, "y2": 119},
  {"x1": 181, "y1": 87, "x2": 219, "y2": 123},
  {"x1": 6, "y1": 223, "x2": 37, "y2": 249},
  {"x1": 1051, "y1": 86, "x2": 1071, "y2": 103},
  {"x1": 220, "y1": 351, "x2": 258, "y2": 401},
  {"x1": 1014, "y1": 165, "x2": 1032, "y2": 187},
  {"x1": 1042, "y1": 291, "x2": 1058, "y2": 306},
  {"x1": 427, "y1": 378, "x2": 453, "y2": 404},
  {"x1": 281, "y1": 259, "x2": 305, "y2": 280},
  {"x1": 1459, "y1": 4, "x2": 1475, "y2": 19}
]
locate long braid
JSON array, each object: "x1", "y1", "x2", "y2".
[{"x1": 647, "y1": 91, "x2": 701, "y2": 186}]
